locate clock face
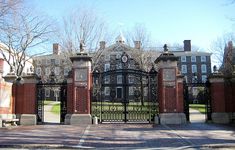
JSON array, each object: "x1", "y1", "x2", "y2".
[
  {"x1": 75, "y1": 69, "x2": 87, "y2": 81},
  {"x1": 121, "y1": 55, "x2": 128, "y2": 63}
]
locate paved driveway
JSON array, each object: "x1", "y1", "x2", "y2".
[{"x1": 0, "y1": 123, "x2": 235, "y2": 149}]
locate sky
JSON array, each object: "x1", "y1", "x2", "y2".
[{"x1": 26, "y1": 0, "x2": 235, "y2": 52}]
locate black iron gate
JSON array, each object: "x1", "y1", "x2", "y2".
[
  {"x1": 92, "y1": 67, "x2": 158, "y2": 123},
  {"x1": 36, "y1": 81, "x2": 67, "y2": 124},
  {"x1": 183, "y1": 80, "x2": 211, "y2": 122}
]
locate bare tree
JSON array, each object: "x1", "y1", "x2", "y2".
[
  {"x1": 125, "y1": 23, "x2": 152, "y2": 49},
  {"x1": 210, "y1": 32, "x2": 235, "y2": 69},
  {"x1": 59, "y1": 6, "x2": 109, "y2": 55},
  {"x1": 0, "y1": 0, "x2": 22, "y2": 20},
  {"x1": 0, "y1": 7, "x2": 54, "y2": 77}
]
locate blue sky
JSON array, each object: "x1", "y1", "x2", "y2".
[{"x1": 27, "y1": 0, "x2": 235, "y2": 51}]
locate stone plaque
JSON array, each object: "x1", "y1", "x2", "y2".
[
  {"x1": 75, "y1": 68, "x2": 87, "y2": 82},
  {"x1": 163, "y1": 69, "x2": 175, "y2": 81}
]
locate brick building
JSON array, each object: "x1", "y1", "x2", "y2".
[
  {"x1": 33, "y1": 43, "x2": 71, "y2": 101},
  {"x1": 173, "y1": 40, "x2": 212, "y2": 83}
]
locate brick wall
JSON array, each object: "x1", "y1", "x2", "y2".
[{"x1": 14, "y1": 83, "x2": 36, "y2": 114}]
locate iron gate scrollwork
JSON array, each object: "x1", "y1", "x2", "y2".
[
  {"x1": 36, "y1": 78, "x2": 67, "y2": 124},
  {"x1": 92, "y1": 67, "x2": 158, "y2": 123}
]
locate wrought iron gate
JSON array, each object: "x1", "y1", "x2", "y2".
[
  {"x1": 183, "y1": 80, "x2": 211, "y2": 122},
  {"x1": 92, "y1": 67, "x2": 158, "y2": 123},
  {"x1": 36, "y1": 81, "x2": 67, "y2": 124}
]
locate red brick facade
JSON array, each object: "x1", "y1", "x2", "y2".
[
  {"x1": 158, "y1": 68, "x2": 184, "y2": 113},
  {"x1": 210, "y1": 76, "x2": 235, "y2": 113},
  {"x1": 14, "y1": 83, "x2": 36, "y2": 114}
]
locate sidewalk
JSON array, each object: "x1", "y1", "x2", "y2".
[
  {"x1": 0, "y1": 122, "x2": 235, "y2": 149},
  {"x1": 44, "y1": 102, "x2": 60, "y2": 123}
]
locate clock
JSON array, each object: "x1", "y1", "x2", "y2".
[
  {"x1": 75, "y1": 69, "x2": 87, "y2": 81},
  {"x1": 121, "y1": 55, "x2": 128, "y2": 63}
]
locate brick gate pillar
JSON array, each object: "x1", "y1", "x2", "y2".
[
  {"x1": 209, "y1": 73, "x2": 229, "y2": 123},
  {"x1": 154, "y1": 45, "x2": 186, "y2": 124},
  {"x1": 4, "y1": 74, "x2": 37, "y2": 126},
  {"x1": 65, "y1": 52, "x2": 92, "y2": 125}
]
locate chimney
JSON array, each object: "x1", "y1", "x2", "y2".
[
  {"x1": 100, "y1": 41, "x2": 106, "y2": 49},
  {"x1": 134, "y1": 41, "x2": 141, "y2": 49},
  {"x1": 183, "y1": 40, "x2": 191, "y2": 51},
  {"x1": 53, "y1": 43, "x2": 60, "y2": 55}
]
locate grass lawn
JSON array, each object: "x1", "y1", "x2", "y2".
[
  {"x1": 44, "y1": 100, "x2": 54, "y2": 105},
  {"x1": 51, "y1": 103, "x2": 60, "y2": 114},
  {"x1": 189, "y1": 104, "x2": 206, "y2": 114}
]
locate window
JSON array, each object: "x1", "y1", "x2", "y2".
[
  {"x1": 191, "y1": 56, "x2": 196, "y2": 62},
  {"x1": 104, "y1": 75, "x2": 110, "y2": 84},
  {"x1": 36, "y1": 67, "x2": 41, "y2": 75},
  {"x1": 129, "y1": 86, "x2": 134, "y2": 95},
  {"x1": 128, "y1": 75, "x2": 134, "y2": 84},
  {"x1": 181, "y1": 65, "x2": 187, "y2": 73},
  {"x1": 105, "y1": 55, "x2": 110, "y2": 61},
  {"x1": 45, "y1": 89, "x2": 50, "y2": 97},
  {"x1": 104, "y1": 87, "x2": 110, "y2": 96},
  {"x1": 202, "y1": 75, "x2": 207, "y2": 83},
  {"x1": 117, "y1": 75, "x2": 122, "y2": 84},
  {"x1": 201, "y1": 56, "x2": 206, "y2": 62},
  {"x1": 201, "y1": 64, "x2": 207, "y2": 73},
  {"x1": 45, "y1": 67, "x2": 50, "y2": 75},
  {"x1": 181, "y1": 56, "x2": 186, "y2": 62},
  {"x1": 116, "y1": 87, "x2": 122, "y2": 98},
  {"x1": 46, "y1": 59, "x2": 50, "y2": 65},
  {"x1": 104, "y1": 63, "x2": 110, "y2": 71},
  {"x1": 55, "y1": 59, "x2": 60, "y2": 65},
  {"x1": 192, "y1": 65, "x2": 197, "y2": 73},
  {"x1": 64, "y1": 67, "x2": 69, "y2": 76},
  {"x1": 51, "y1": 59, "x2": 55, "y2": 65},
  {"x1": 55, "y1": 67, "x2": 60, "y2": 75},
  {"x1": 36, "y1": 60, "x2": 41, "y2": 65}
]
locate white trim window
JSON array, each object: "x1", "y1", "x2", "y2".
[
  {"x1": 201, "y1": 64, "x2": 207, "y2": 73},
  {"x1": 105, "y1": 55, "x2": 110, "y2": 61},
  {"x1": 181, "y1": 65, "x2": 187, "y2": 73},
  {"x1": 202, "y1": 75, "x2": 207, "y2": 83},
  {"x1": 36, "y1": 60, "x2": 42, "y2": 65},
  {"x1": 46, "y1": 59, "x2": 51, "y2": 65},
  {"x1": 104, "y1": 63, "x2": 110, "y2": 71},
  {"x1": 117, "y1": 75, "x2": 122, "y2": 84},
  {"x1": 55, "y1": 59, "x2": 60, "y2": 65},
  {"x1": 128, "y1": 75, "x2": 134, "y2": 84},
  {"x1": 55, "y1": 67, "x2": 60, "y2": 75},
  {"x1": 201, "y1": 56, "x2": 206, "y2": 62},
  {"x1": 129, "y1": 86, "x2": 134, "y2": 96},
  {"x1": 191, "y1": 56, "x2": 196, "y2": 62},
  {"x1": 116, "y1": 87, "x2": 123, "y2": 98},
  {"x1": 45, "y1": 67, "x2": 50, "y2": 75},
  {"x1": 104, "y1": 87, "x2": 110, "y2": 96},
  {"x1": 181, "y1": 56, "x2": 186, "y2": 62},
  {"x1": 104, "y1": 75, "x2": 110, "y2": 84},
  {"x1": 192, "y1": 65, "x2": 197, "y2": 73},
  {"x1": 64, "y1": 67, "x2": 69, "y2": 76},
  {"x1": 36, "y1": 67, "x2": 41, "y2": 75}
]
